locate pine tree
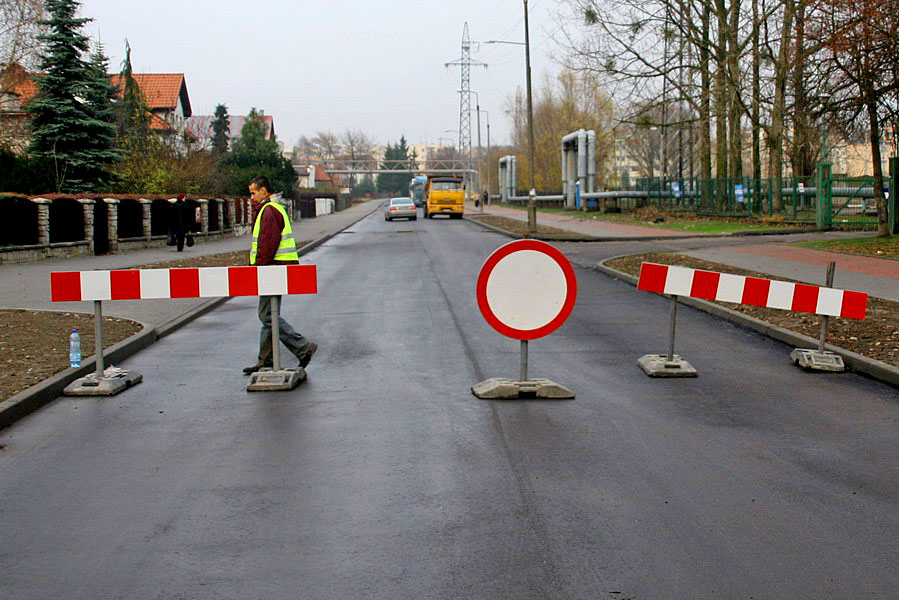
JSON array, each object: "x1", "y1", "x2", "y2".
[
  {"x1": 377, "y1": 135, "x2": 412, "y2": 194},
  {"x1": 26, "y1": 0, "x2": 116, "y2": 192},
  {"x1": 210, "y1": 103, "x2": 230, "y2": 154},
  {"x1": 114, "y1": 40, "x2": 149, "y2": 138}
]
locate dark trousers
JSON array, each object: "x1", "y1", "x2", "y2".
[{"x1": 257, "y1": 295, "x2": 308, "y2": 364}]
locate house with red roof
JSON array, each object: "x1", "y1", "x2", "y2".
[
  {"x1": 109, "y1": 73, "x2": 192, "y2": 138},
  {"x1": 1, "y1": 66, "x2": 194, "y2": 151}
]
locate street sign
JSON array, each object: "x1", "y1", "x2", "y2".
[
  {"x1": 476, "y1": 239, "x2": 577, "y2": 340},
  {"x1": 472, "y1": 239, "x2": 577, "y2": 399}
]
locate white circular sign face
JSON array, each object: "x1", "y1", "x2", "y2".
[
  {"x1": 485, "y1": 250, "x2": 568, "y2": 331},
  {"x1": 476, "y1": 240, "x2": 578, "y2": 340}
]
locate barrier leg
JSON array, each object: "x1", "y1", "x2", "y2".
[
  {"x1": 667, "y1": 295, "x2": 678, "y2": 362},
  {"x1": 791, "y1": 261, "x2": 846, "y2": 372},
  {"x1": 637, "y1": 294, "x2": 698, "y2": 377},
  {"x1": 272, "y1": 296, "x2": 281, "y2": 371},
  {"x1": 94, "y1": 300, "x2": 105, "y2": 377},
  {"x1": 63, "y1": 300, "x2": 142, "y2": 396},
  {"x1": 247, "y1": 295, "x2": 307, "y2": 392}
]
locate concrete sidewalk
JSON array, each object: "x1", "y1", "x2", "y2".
[
  {"x1": 471, "y1": 202, "x2": 898, "y2": 302},
  {"x1": 471, "y1": 202, "x2": 697, "y2": 237},
  {"x1": 0, "y1": 198, "x2": 384, "y2": 330}
]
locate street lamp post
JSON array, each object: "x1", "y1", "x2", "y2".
[
  {"x1": 523, "y1": 0, "x2": 536, "y2": 233},
  {"x1": 484, "y1": 0, "x2": 537, "y2": 232}
]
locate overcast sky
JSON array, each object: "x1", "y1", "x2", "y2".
[{"x1": 79, "y1": 0, "x2": 564, "y2": 149}]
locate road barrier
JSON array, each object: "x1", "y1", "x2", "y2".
[
  {"x1": 51, "y1": 265, "x2": 318, "y2": 393},
  {"x1": 635, "y1": 262, "x2": 868, "y2": 376}
]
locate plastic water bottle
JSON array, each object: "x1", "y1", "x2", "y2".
[{"x1": 69, "y1": 329, "x2": 81, "y2": 368}]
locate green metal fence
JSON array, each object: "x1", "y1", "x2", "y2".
[{"x1": 634, "y1": 162, "x2": 888, "y2": 229}]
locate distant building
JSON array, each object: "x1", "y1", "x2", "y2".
[{"x1": 185, "y1": 111, "x2": 275, "y2": 149}]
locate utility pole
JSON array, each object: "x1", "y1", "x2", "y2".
[
  {"x1": 445, "y1": 22, "x2": 486, "y2": 189},
  {"x1": 524, "y1": 0, "x2": 537, "y2": 233}
]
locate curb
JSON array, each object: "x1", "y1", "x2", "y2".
[
  {"x1": 0, "y1": 202, "x2": 381, "y2": 431},
  {"x1": 595, "y1": 257, "x2": 899, "y2": 389}
]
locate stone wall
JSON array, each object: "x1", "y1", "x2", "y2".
[{"x1": 0, "y1": 195, "x2": 251, "y2": 264}]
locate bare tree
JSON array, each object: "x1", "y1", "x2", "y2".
[
  {"x1": 812, "y1": 0, "x2": 899, "y2": 236},
  {"x1": 310, "y1": 130, "x2": 340, "y2": 162},
  {"x1": 0, "y1": 0, "x2": 45, "y2": 69}
]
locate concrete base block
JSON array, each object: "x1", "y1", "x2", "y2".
[
  {"x1": 637, "y1": 354, "x2": 698, "y2": 378},
  {"x1": 246, "y1": 367, "x2": 307, "y2": 392},
  {"x1": 471, "y1": 377, "x2": 575, "y2": 399},
  {"x1": 63, "y1": 370, "x2": 143, "y2": 396},
  {"x1": 790, "y1": 348, "x2": 846, "y2": 372}
]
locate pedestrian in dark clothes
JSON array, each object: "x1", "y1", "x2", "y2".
[{"x1": 169, "y1": 194, "x2": 191, "y2": 252}]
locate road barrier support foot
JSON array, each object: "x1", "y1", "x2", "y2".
[
  {"x1": 246, "y1": 367, "x2": 306, "y2": 392},
  {"x1": 471, "y1": 377, "x2": 575, "y2": 399},
  {"x1": 790, "y1": 349, "x2": 845, "y2": 372},
  {"x1": 64, "y1": 367, "x2": 143, "y2": 396},
  {"x1": 637, "y1": 354, "x2": 698, "y2": 378}
]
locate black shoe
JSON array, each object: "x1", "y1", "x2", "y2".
[
  {"x1": 298, "y1": 342, "x2": 317, "y2": 368},
  {"x1": 242, "y1": 362, "x2": 272, "y2": 375}
]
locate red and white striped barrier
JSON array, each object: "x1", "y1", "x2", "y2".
[
  {"x1": 637, "y1": 262, "x2": 867, "y2": 319},
  {"x1": 51, "y1": 265, "x2": 317, "y2": 302}
]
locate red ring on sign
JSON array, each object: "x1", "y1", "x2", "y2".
[{"x1": 476, "y1": 239, "x2": 577, "y2": 340}]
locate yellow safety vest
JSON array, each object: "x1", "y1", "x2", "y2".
[{"x1": 250, "y1": 199, "x2": 299, "y2": 264}]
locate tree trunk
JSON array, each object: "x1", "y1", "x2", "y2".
[
  {"x1": 751, "y1": 0, "x2": 762, "y2": 182},
  {"x1": 769, "y1": 0, "x2": 795, "y2": 211},
  {"x1": 727, "y1": 0, "x2": 743, "y2": 179},
  {"x1": 700, "y1": 3, "x2": 713, "y2": 200},
  {"x1": 867, "y1": 101, "x2": 889, "y2": 236}
]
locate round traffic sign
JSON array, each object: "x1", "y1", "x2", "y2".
[{"x1": 476, "y1": 239, "x2": 577, "y2": 340}]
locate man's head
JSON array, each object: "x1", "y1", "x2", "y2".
[{"x1": 248, "y1": 176, "x2": 272, "y2": 202}]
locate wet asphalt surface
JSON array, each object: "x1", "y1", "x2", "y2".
[{"x1": 1, "y1": 209, "x2": 897, "y2": 599}]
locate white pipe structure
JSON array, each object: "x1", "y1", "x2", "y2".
[
  {"x1": 498, "y1": 155, "x2": 518, "y2": 202},
  {"x1": 560, "y1": 129, "x2": 595, "y2": 209}
]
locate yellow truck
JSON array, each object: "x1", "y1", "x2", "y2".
[{"x1": 423, "y1": 175, "x2": 465, "y2": 219}]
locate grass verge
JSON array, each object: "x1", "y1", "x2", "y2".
[{"x1": 792, "y1": 236, "x2": 899, "y2": 259}]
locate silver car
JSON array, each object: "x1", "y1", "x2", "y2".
[{"x1": 384, "y1": 197, "x2": 417, "y2": 221}]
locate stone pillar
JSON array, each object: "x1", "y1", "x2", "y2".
[
  {"x1": 139, "y1": 198, "x2": 152, "y2": 240},
  {"x1": 197, "y1": 198, "x2": 209, "y2": 234},
  {"x1": 216, "y1": 198, "x2": 225, "y2": 230},
  {"x1": 225, "y1": 198, "x2": 236, "y2": 229},
  {"x1": 78, "y1": 199, "x2": 96, "y2": 254},
  {"x1": 104, "y1": 198, "x2": 120, "y2": 253},
  {"x1": 245, "y1": 198, "x2": 252, "y2": 225},
  {"x1": 31, "y1": 198, "x2": 51, "y2": 246}
]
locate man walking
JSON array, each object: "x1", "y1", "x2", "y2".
[{"x1": 243, "y1": 176, "x2": 317, "y2": 375}]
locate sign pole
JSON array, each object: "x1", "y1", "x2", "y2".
[{"x1": 520, "y1": 340, "x2": 528, "y2": 381}]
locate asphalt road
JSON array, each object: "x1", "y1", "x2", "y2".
[{"x1": 1, "y1": 208, "x2": 897, "y2": 599}]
